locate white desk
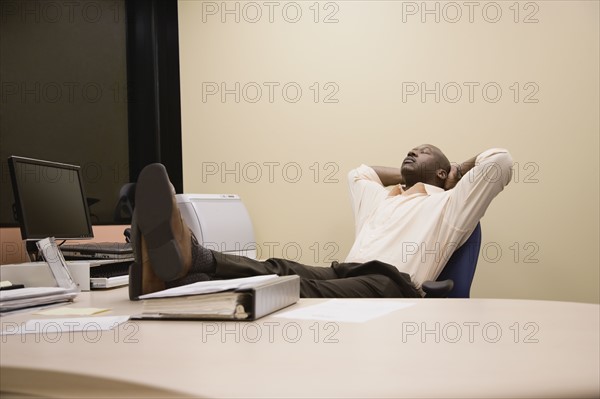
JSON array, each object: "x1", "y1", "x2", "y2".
[{"x1": 1, "y1": 288, "x2": 598, "y2": 398}]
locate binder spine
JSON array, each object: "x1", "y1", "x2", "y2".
[{"x1": 251, "y1": 276, "x2": 300, "y2": 319}]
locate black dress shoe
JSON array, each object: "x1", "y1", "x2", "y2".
[{"x1": 129, "y1": 163, "x2": 193, "y2": 299}]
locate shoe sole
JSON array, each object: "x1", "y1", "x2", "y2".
[{"x1": 135, "y1": 164, "x2": 185, "y2": 282}]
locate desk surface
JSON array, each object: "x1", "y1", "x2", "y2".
[{"x1": 1, "y1": 288, "x2": 599, "y2": 398}]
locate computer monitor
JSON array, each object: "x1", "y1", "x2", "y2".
[{"x1": 8, "y1": 156, "x2": 94, "y2": 243}]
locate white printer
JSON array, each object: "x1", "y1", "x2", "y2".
[{"x1": 176, "y1": 194, "x2": 257, "y2": 259}]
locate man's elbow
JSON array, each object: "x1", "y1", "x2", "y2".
[
  {"x1": 347, "y1": 168, "x2": 359, "y2": 184},
  {"x1": 347, "y1": 164, "x2": 375, "y2": 183},
  {"x1": 489, "y1": 149, "x2": 514, "y2": 187}
]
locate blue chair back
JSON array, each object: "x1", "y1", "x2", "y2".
[{"x1": 436, "y1": 223, "x2": 482, "y2": 298}]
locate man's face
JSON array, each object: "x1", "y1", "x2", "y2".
[{"x1": 401, "y1": 144, "x2": 447, "y2": 184}]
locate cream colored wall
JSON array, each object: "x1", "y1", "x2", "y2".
[{"x1": 178, "y1": 1, "x2": 599, "y2": 303}]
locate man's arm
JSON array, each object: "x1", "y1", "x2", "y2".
[
  {"x1": 444, "y1": 155, "x2": 478, "y2": 190},
  {"x1": 443, "y1": 148, "x2": 513, "y2": 244},
  {"x1": 373, "y1": 154, "x2": 480, "y2": 189},
  {"x1": 371, "y1": 166, "x2": 405, "y2": 187},
  {"x1": 347, "y1": 165, "x2": 391, "y2": 235}
]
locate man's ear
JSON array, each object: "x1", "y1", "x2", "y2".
[{"x1": 436, "y1": 169, "x2": 448, "y2": 180}]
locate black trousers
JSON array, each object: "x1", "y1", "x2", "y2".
[{"x1": 210, "y1": 251, "x2": 421, "y2": 298}]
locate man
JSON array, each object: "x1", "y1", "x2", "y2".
[{"x1": 129, "y1": 145, "x2": 512, "y2": 300}]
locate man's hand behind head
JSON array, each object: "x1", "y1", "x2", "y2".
[{"x1": 444, "y1": 164, "x2": 460, "y2": 190}]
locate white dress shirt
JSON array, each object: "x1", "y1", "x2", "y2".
[{"x1": 345, "y1": 148, "x2": 513, "y2": 287}]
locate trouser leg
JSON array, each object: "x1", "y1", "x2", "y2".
[
  {"x1": 211, "y1": 251, "x2": 338, "y2": 280},
  {"x1": 211, "y1": 251, "x2": 421, "y2": 298},
  {"x1": 297, "y1": 274, "x2": 417, "y2": 298}
]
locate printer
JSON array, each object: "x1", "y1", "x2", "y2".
[{"x1": 176, "y1": 194, "x2": 257, "y2": 259}]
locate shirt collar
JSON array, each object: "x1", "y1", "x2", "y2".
[
  {"x1": 389, "y1": 183, "x2": 445, "y2": 197},
  {"x1": 423, "y1": 184, "x2": 444, "y2": 195}
]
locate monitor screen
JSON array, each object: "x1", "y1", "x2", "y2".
[{"x1": 8, "y1": 156, "x2": 94, "y2": 241}]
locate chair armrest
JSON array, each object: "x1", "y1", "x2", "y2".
[{"x1": 422, "y1": 280, "x2": 454, "y2": 298}]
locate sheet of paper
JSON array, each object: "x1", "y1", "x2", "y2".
[
  {"x1": 0, "y1": 315, "x2": 130, "y2": 335},
  {"x1": 139, "y1": 274, "x2": 279, "y2": 299},
  {"x1": 34, "y1": 307, "x2": 110, "y2": 316},
  {"x1": 275, "y1": 299, "x2": 416, "y2": 323}
]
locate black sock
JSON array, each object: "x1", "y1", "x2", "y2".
[
  {"x1": 165, "y1": 234, "x2": 216, "y2": 288},
  {"x1": 190, "y1": 234, "x2": 216, "y2": 274}
]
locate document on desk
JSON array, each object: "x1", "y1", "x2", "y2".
[
  {"x1": 34, "y1": 307, "x2": 110, "y2": 316},
  {"x1": 0, "y1": 287, "x2": 78, "y2": 313},
  {"x1": 138, "y1": 274, "x2": 279, "y2": 299},
  {"x1": 275, "y1": 299, "x2": 416, "y2": 323}
]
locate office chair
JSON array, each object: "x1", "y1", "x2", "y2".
[
  {"x1": 422, "y1": 223, "x2": 482, "y2": 298},
  {"x1": 113, "y1": 183, "x2": 136, "y2": 223}
]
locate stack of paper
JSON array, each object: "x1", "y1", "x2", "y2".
[{"x1": 0, "y1": 287, "x2": 78, "y2": 313}]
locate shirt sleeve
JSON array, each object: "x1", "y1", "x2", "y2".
[
  {"x1": 347, "y1": 165, "x2": 390, "y2": 236},
  {"x1": 443, "y1": 148, "x2": 513, "y2": 245}
]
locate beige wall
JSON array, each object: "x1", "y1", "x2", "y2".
[{"x1": 178, "y1": 1, "x2": 599, "y2": 303}]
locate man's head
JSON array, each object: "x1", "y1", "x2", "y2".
[{"x1": 401, "y1": 144, "x2": 450, "y2": 188}]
